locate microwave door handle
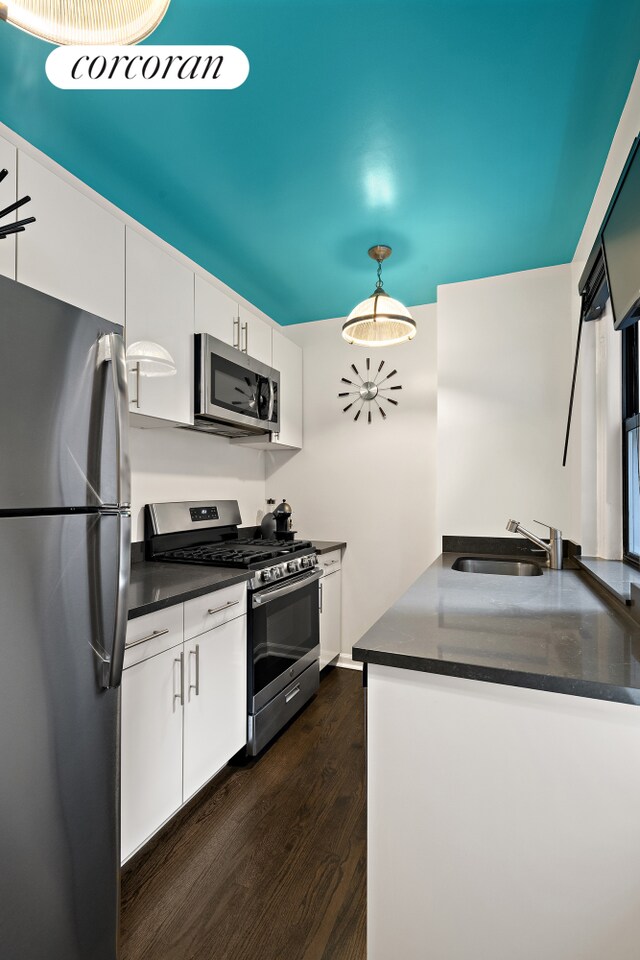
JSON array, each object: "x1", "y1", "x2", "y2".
[{"x1": 268, "y1": 378, "x2": 275, "y2": 423}]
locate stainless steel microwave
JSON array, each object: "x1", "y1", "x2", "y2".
[{"x1": 193, "y1": 334, "x2": 280, "y2": 438}]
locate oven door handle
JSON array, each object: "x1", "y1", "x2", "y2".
[{"x1": 252, "y1": 568, "x2": 323, "y2": 607}]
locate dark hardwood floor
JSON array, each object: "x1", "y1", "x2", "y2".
[{"x1": 120, "y1": 667, "x2": 366, "y2": 960}]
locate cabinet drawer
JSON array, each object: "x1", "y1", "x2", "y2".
[
  {"x1": 318, "y1": 549, "x2": 342, "y2": 573},
  {"x1": 184, "y1": 582, "x2": 247, "y2": 639},
  {"x1": 124, "y1": 605, "x2": 183, "y2": 670}
]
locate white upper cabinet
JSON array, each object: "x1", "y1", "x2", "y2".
[
  {"x1": 195, "y1": 276, "x2": 273, "y2": 364},
  {"x1": 194, "y1": 274, "x2": 240, "y2": 348},
  {"x1": 272, "y1": 329, "x2": 302, "y2": 449},
  {"x1": 125, "y1": 227, "x2": 194, "y2": 425},
  {"x1": 16, "y1": 153, "x2": 124, "y2": 324},
  {"x1": 238, "y1": 302, "x2": 272, "y2": 366},
  {"x1": 0, "y1": 134, "x2": 17, "y2": 280}
]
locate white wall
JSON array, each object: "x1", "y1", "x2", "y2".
[
  {"x1": 129, "y1": 426, "x2": 266, "y2": 541},
  {"x1": 437, "y1": 263, "x2": 576, "y2": 541},
  {"x1": 265, "y1": 305, "x2": 438, "y2": 655}
]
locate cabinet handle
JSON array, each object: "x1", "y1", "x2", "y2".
[
  {"x1": 129, "y1": 361, "x2": 142, "y2": 409},
  {"x1": 319, "y1": 581, "x2": 323, "y2": 613},
  {"x1": 125, "y1": 627, "x2": 169, "y2": 650},
  {"x1": 189, "y1": 644, "x2": 200, "y2": 698},
  {"x1": 323, "y1": 559, "x2": 340, "y2": 567},
  {"x1": 174, "y1": 652, "x2": 184, "y2": 709},
  {"x1": 207, "y1": 599, "x2": 241, "y2": 616},
  {"x1": 233, "y1": 316, "x2": 240, "y2": 349},
  {"x1": 285, "y1": 685, "x2": 301, "y2": 704},
  {"x1": 242, "y1": 321, "x2": 248, "y2": 354}
]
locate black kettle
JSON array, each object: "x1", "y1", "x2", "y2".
[{"x1": 273, "y1": 498, "x2": 292, "y2": 535}]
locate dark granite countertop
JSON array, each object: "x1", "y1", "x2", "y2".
[
  {"x1": 312, "y1": 540, "x2": 346, "y2": 555},
  {"x1": 352, "y1": 552, "x2": 640, "y2": 706},
  {"x1": 128, "y1": 562, "x2": 251, "y2": 620},
  {"x1": 574, "y1": 556, "x2": 640, "y2": 605}
]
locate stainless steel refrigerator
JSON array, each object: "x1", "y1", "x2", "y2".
[{"x1": 0, "y1": 274, "x2": 130, "y2": 959}]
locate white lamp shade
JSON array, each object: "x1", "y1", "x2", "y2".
[
  {"x1": 126, "y1": 340, "x2": 177, "y2": 377},
  {"x1": 1, "y1": 0, "x2": 171, "y2": 45},
  {"x1": 342, "y1": 290, "x2": 417, "y2": 347}
]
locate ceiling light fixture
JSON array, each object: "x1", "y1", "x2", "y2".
[
  {"x1": 0, "y1": 0, "x2": 171, "y2": 45},
  {"x1": 127, "y1": 340, "x2": 176, "y2": 409},
  {"x1": 342, "y1": 245, "x2": 416, "y2": 347}
]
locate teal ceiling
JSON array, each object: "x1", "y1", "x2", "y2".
[{"x1": 0, "y1": 1, "x2": 638, "y2": 324}]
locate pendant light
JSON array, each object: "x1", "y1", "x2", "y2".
[
  {"x1": 126, "y1": 340, "x2": 176, "y2": 409},
  {"x1": 0, "y1": 0, "x2": 171, "y2": 45},
  {"x1": 342, "y1": 245, "x2": 416, "y2": 347}
]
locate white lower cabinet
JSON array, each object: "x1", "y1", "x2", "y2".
[
  {"x1": 121, "y1": 645, "x2": 183, "y2": 862},
  {"x1": 183, "y1": 616, "x2": 247, "y2": 802},
  {"x1": 121, "y1": 596, "x2": 247, "y2": 863},
  {"x1": 319, "y1": 560, "x2": 342, "y2": 670}
]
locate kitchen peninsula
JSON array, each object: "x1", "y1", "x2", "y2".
[{"x1": 353, "y1": 546, "x2": 640, "y2": 960}]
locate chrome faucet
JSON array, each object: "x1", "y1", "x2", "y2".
[{"x1": 506, "y1": 519, "x2": 563, "y2": 570}]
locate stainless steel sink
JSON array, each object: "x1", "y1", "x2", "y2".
[{"x1": 452, "y1": 557, "x2": 543, "y2": 577}]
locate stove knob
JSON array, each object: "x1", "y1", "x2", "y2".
[
  {"x1": 287, "y1": 560, "x2": 298, "y2": 572},
  {"x1": 261, "y1": 569, "x2": 273, "y2": 582}
]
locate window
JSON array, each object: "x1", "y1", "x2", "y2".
[{"x1": 622, "y1": 323, "x2": 640, "y2": 564}]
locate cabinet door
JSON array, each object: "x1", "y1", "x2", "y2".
[
  {"x1": 17, "y1": 153, "x2": 124, "y2": 324},
  {"x1": 183, "y1": 615, "x2": 247, "y2": 803},
  {"x1": 319, "y1": 570, "x2": 342, "y2": 669},
  {"x1": 121, "y1": 646, "x2": 184, "y2": 862},
  {"x1": 272, "y1": 329, "x2": 302, "y2": 449},
  {"x1": 195, "y1": 274, "x2": 239, "y2": 348},
  {"x1": 0, "y1": 135, "x2": 17, "y2": 280},
  {"x1": 125, "y1": 227, "x2": 194, "y2": 424},
  {"x1": 238, "y1": 303, "x2": 272, "y2": 365}
]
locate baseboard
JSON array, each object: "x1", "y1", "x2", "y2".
[{"x1": 336, "y1": 653, "x2": 363, "y2": 671}]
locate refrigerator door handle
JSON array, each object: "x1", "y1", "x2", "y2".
[
  {"x1": 104, "y1": 510, "x2": 131, "y2": 690},
  {"x1": 101, "y1": 332, "x2": 131, "y2": 508}
]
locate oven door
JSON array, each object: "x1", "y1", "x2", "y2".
[
  {"x1": 249, "y1": 568, "x2": 322, "y2": 712},
  {"x1": 195, "y1": 333, "x2": 280, "y2": 432}
]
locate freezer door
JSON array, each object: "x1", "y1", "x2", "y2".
[
  {"x1": 0, "y1": 275, "x2": 130, "y2": 510},
  {"x1": 0, "y1": 511, "x2": 129, "y2": 960}
]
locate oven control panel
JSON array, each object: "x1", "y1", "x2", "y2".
[{"x1": 250, "y1": 554, "x2": 318, "y2": 590}]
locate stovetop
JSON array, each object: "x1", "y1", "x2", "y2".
[{"x1": 156, "y1": 537, "x2": 315, "y2": 570}]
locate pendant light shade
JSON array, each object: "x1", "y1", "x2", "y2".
[
  {"x1": 0, "y1": 0, "x2": 171, "y2": 45},
  {"x1": 126, "y1": 340, "x2": 176, "y2": 377},
  {"x1": 342, "y1": 245, "x2": 416, "y2": 347}
]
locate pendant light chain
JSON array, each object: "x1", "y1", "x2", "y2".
[{"x1": 375, "y1": 258, "x2": 384, "y2": 291}]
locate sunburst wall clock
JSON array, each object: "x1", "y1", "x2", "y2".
[
  {"x1": 0, "y1": 168, "x2": 35, "y2": 240},
  {"x1": 338, "y1": 358, "x2": 403, "y2": 423}
]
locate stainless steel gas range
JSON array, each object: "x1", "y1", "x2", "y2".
[{"x1": 145, "y1": 500, "x2": 322, "y2": 755}]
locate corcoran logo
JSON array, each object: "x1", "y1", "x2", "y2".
[{"x1": 46, "y1": 46, "x2": 249, "y2": 90}]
